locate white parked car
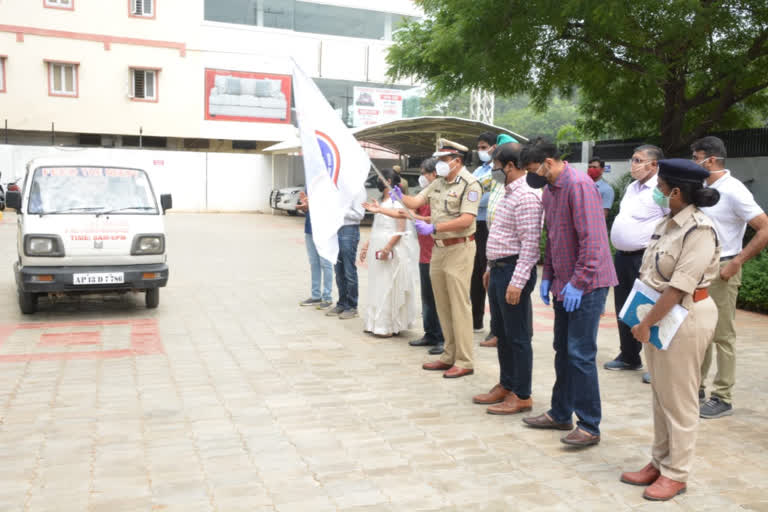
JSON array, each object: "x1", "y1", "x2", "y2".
[
  {"x1": 269, "y1": 186, "x2": 304, "y2": 215},
  {"x1": 6, "y1": 156, "x2": 172, "y2": 314}
]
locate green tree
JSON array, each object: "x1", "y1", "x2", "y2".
[{"x1": 387, "y1": 0, "x2": 768, "y2": 154}]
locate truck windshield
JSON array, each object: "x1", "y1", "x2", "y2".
[{"x1": 28, "y1": 166, "x2": 159, "y2": 215}]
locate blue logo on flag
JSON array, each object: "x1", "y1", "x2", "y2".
[{"x1": 315, "y1": 130, "x2": 340, "y2": 186}]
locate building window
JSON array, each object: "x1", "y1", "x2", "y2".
[
  {"x1": 131, "y1": 68, "x2": 158, "y2": 101},
  {"x1": 0, "y1": 57, "x2": 5, "y2": 93},
  {"x1": 44, "y1": 0, "x2": 74, "y2": 10},
  {"x1": 122, "y1": 135, "x2": 167, "y2": 148},
  {"x1": 203, "y1": 0, "x2": 414, "y2": 40},
  {"x1": 47, "y1": 61, "x2": 78, "y2": 97},
  {"x1": 130, "y1": 0, "x2": 154, "y2": 18}
]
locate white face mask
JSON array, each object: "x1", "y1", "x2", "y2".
[
  {"x1": 435, "y1": 160, "x2": 451, "y2": 177},
  {"x1": 478, "y1": 150, "x2": 491, "y2": 163},
  {"x1": 418, "y1": 175, "x2": 430, "y2": 188}
]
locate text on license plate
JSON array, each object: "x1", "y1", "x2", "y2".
[{"x1": 73, "y1": 272, "x2": 125, "y2": 285}]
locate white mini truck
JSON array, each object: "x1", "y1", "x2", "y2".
[{"x1": 6, "y1": 157, "x2": 172, "y2": 314}]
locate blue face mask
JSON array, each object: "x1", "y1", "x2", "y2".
[{"x1": 653, "y1": 187, "x2": 670, "y2": 208}]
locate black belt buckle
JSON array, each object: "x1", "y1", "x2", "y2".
[{"x1": 489, "y1": 255, "x2": 518, "y2": 268}]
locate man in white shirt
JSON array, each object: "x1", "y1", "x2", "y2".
[
  {"x1": 693, "y1": 136, "x2": 768, "y2": 419},
  {"x1": 605, "y1": 145, "x2": 668, "y2": 380}
]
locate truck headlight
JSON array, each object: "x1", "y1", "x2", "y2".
[
  {"x1": 24, "y1": 235, "x2": 65, "y2": 257},
  {"x1": 131, "y1": 234, "x2": 165, "y2": 255}
]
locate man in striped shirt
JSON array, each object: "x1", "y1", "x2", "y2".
[
  {"x1": 472, "y1": 144, "x2": 543, "y2": 415},
  {"x1": 520, "y1": 140, "x2": 618, "y2": 447}
]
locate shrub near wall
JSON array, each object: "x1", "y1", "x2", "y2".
[{"x1": 737, "y1": 250, "x2": 768, "y2": 313}]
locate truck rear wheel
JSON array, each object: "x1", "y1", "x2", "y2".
[
  {"x1": 145, "y1": 288, "x2": 159, "y2": 309},
  {"x1": 18, "y1": 290, "x2": 37, "y2": 314}
]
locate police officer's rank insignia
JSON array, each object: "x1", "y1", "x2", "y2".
[{"x1": 467, "y1": 190, "x2": 479, "y2": 202}]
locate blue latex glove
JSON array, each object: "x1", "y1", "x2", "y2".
[
  {"x1": 389, "y1": 185, "x2": 403, "y2": 203},
  {"x1": 413, "y1": 220, "x2": 436, "y2": 236},
  {"x1": 540, "y1": 279, "x2": 551, "y2": 305},
  {"x1": 561, "y1": 283, "x2": 584, "y2": 312}
]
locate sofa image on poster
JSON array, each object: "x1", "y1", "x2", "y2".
[{"x1": 205, "y1": 69, "x2": 291, "y2": 123}]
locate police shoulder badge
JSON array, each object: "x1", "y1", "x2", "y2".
[{"x1": 467, "y1": 190, "x2": 479, "y2": 202}]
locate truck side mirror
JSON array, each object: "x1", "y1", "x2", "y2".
[
  {"x1": 6, "y1": 191, "x2": 21, "y2": 211},
  {"x1": 160, "y1": 194, "x2": 172, "y2": 213}
]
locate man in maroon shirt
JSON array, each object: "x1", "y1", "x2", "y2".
[
  {"x1": 408, "y1": 158, "x2": 445, "y2": 354},
  {"x1": 519, "y1": 140, "x2": 618, "y2": 447}
]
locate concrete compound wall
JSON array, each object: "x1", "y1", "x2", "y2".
[{"x1": 0, "y1": 144, "x2": 304, "y2": 212}]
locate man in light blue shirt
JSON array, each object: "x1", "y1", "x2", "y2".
[
  {"x1": 587, "y1": 157, "x2": 615, "y2": 216},
  {"x1": 471, "y1": 131, "x2": 497, "y2": 340}
]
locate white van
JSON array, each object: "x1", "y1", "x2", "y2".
[{"x1": 6, "y1": 156, "x2": 172, "y2": 314}]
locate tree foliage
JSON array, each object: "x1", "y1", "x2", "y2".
[{"x1": 387, "y1": 0, "x2": 768, "y2": 154}]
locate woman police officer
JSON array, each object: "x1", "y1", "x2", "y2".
[{"x1": 620, "y1": 159, "x2": 721, "y2": 501}]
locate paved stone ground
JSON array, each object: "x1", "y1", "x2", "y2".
[{"x1": 0, "y1": 212, "x2": 766, "y2": 511}]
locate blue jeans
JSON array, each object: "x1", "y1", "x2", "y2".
[
  {"x1": 419, "y1": 262, "x2": 443, "y2": 343},
  {"x1": 489, "y1": 259, "x2": 535, "y2": 398},
  {"x1": 335, "y1": 225, "x2": 359, "y2": 311},
  {"x1": 305, "y1": 233, "x2": 333, "y2": 302},
  {"x1": 548, "y1": 287, "x2": 608, "y2": 436}
]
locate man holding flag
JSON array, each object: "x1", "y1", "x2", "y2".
[{"x1": 291, "y1": 62, "x2": 371, "y2": 319}]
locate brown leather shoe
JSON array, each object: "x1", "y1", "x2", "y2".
[
  {"x1": 422, "y1": 360, "x2": 452, "y2": 371},
  {"x1": 472, "y1": 383, "x2": 509, "y2": 404},
  {"x1": 621, "y1": 462, "x2": 661, "y2": 486},
  {"x1": 560, "y1": 427, "x2": 600, "y2": 447},
  {"x1": 479, "y1": 336, "x2": 498, "y2": 347},
  {"x1": 487, "y1": 393, "x2": 533, "y2": 415},
  {"x1": 643, "y1": 476, "x2": 686, "y2": 501},
  {"x1": 443, "y1": 366, "x2": 474, "y2": 378},
  {"x1": 522, "y1": 412, "x2": 573, "y2": 430}
]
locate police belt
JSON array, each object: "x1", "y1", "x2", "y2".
[
  {"x1": 488, "y1": 255, "x2": 519, "y2": 268},
  {"x1": 434, "y1": 234, "x2": 475, "y2": 247},
  {"x1": 692, "y1": 288, "x2": 709, "y2": 303}
]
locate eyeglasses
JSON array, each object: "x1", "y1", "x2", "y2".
[{"x1": 629, "y1": 158, "x2": 651, "y2": 165}]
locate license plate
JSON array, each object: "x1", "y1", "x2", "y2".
[{"x1": 73, "y1": 272, "x2": 125, "y2": 285}]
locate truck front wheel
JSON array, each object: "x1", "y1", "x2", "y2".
[
  {"x1": 145, "y1": 288, "x2": 160, "y2": 309},
  {"x1": 18, "y1": 290, "x2": 38, "y2": 314}
]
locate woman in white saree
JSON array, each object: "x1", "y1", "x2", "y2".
[{"x1": 360, "y1": 169, "x2": 421, "y2": 338}]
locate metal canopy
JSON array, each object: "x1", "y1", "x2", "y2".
[{"x1": 351, "y1": 116, "x2": 528, "y2": 156}]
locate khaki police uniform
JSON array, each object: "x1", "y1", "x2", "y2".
[
  {"x1": 417, "y1": 167, "x2": 482, "y2": 369},
  {"x1": 638, "y1": 204, "x2": 720, "y2": 482}
]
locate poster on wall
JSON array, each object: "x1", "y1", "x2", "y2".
[
  {"x1": 204, "y1": 69, "x2": 292, "y2": 124},
  {"x1": 352, "y1": 87, "x2": 404, "y2": 127}
]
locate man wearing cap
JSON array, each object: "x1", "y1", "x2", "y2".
[
  {"x1": 519, "y1": 139, "x2": 618, "y2": 447},
  {"x1": 471, "y1": 132, "x2": 498, "y2": 339},
  {"x1": 692, "y1": 136, "x2": 768, "y2": 419},
  {"x1": 392, "y1": 139, "x2": 483, "y2": 378}
]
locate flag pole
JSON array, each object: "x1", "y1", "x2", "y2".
[{"x1": 369, "y1": 161, "x2": 417, "y2": 221}]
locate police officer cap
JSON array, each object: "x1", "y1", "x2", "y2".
[
  {"x1": 433, "y1": 138, "x2": 469, "y2": 159},
  {"x1": 658, "y1": 158, "x2": 709, "y2": 183}
]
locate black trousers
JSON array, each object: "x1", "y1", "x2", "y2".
[
  {"x1": 613, "y1": 250, "x2": 645, "y2": 366},
  {"x1": 470, "y1": 220, "x2": 489, "y2": 330},
  {"x1": 489, "y1": 258, "x2": 536, "y2": 398}
]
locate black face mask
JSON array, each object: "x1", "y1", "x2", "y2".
[{"x1": 526, "y1": 172, "x2": 549, "y2": 189}]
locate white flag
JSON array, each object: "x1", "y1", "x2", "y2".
[{"x1": 291, "y1": 63, "x2": 371, "y2": 263}]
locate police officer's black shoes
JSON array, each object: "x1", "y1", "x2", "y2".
[{"x1": 409, "y1": 336, "x2": 438, "y2": 347}]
